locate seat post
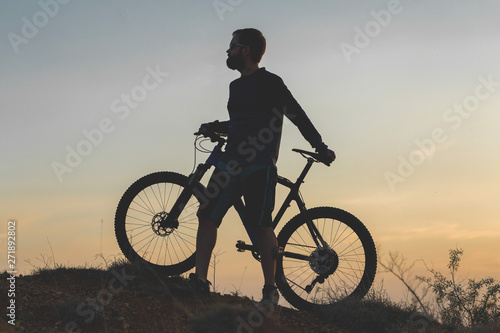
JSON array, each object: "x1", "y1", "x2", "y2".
[{"x1": 295, "y1": 158, "x2": 314, "y2": 187}]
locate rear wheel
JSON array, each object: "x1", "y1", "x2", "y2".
[
  {"x1": 114, "y1": 172, "x2": 204, "y2": 275},
  {"x1": 276, "y1": 207, "x2": 377, "y2": 312}
]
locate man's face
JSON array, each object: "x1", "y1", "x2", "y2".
[{"x1": 226, "y1": 35, "x2": 245, "y2": 71}]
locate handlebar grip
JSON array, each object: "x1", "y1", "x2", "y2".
[
  {"x1": 318, "y1": 149, "x2": 335, "y2": 166},
  {"x1": 194, "y1": 130, "x2": 226, "y2": 145}
]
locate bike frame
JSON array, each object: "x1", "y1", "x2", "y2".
[
  {"x1": 164, "y1": 137, "x2": 328, "y2": 252},
  {"x1": 272, "y1": 160, "x2": 313, "y2": 228},
  {"x1": 116, "y1": 135, "x2": 376, "y2": 304}
]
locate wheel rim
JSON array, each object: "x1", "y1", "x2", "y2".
[
  {"x1": 123, "y1": 181, "x2": 199, "y2": 267},
  {"x1": 281, "y1": 216, "x2": 369, "y2": 305}
]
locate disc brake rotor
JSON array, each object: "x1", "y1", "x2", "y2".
[{"x1": 151, "y1": 211, "x2": 177, "y2": 236}]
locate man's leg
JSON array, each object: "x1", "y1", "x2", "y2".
[
  {"x1": 195, "y1": 216, "x2": 218, "y2": 280},
  {"x1": 243, "y1": 166, "x2": 278, "y2": 286},
  {"x1": 256, "y1": 226, "x2": 278, "y2": 285}
]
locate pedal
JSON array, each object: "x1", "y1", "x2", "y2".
[{"x1": 236, "y1": 240, "x2": 246, "y2": 252}]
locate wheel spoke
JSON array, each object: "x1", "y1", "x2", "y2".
[
  {"x1": 277, "y1": 207, "x2": 376, "y2": 310},
  {"x1": 116, "y1": 173, "x2": 201, "y2": 274}
]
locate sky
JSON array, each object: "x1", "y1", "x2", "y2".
[{"x1": 1, "y1": 0, "x2": 500, "y2": 304}]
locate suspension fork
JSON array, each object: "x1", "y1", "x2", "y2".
[
  {"x1": 162, "y1": 137, "x2": 225, "y2": 228},
  {"x1": 162, "y1": 162, "x2": 210, "y2": 228}
]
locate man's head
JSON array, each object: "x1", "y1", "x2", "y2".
[{"x1": 226, "y1": 28, "x2": 266, "y2": 72}]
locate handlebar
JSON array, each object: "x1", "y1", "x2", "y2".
[
  {"x1": 193, "y1": 130, "x2": 226, "y2": 145},
  {"x1": 194, "y1": 131, "x2": 334, "y2": 166}
]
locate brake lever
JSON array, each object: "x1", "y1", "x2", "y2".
[{"x1": 194, "y1": 131, "x2": 225, "y2": 146}]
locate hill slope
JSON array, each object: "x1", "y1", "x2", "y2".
[{"x1": 1, "y1": 264, "x2": 354, "y2": 333}]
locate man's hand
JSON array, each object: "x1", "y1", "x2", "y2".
[
  {"x1": 196, "y1": 122, "x2": 212, "y2": 136},
  {"x1": 315, "y1": 143, "x2": 336, "y2": 166},
  {"x1": 196, "y1": 120, "x2": 226, "y2": 137},
  {"x1": 196, "y1": 121, "x2": 225, "y2": 143}
]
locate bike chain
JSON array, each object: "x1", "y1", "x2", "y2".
[{"x1": 286, "y1": 243, "x2": 318, "y2": 249}]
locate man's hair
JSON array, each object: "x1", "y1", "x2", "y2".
[{"x1": 233, "y1": 28, "x2": 266, "y2": 63}]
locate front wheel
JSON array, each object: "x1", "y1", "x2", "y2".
[
  {"x1": 276, "y1": 207, "x2": 377, "y2": 313},
  {"x1": 114, "y1": 172, "x2": 204, "y2": 275}
]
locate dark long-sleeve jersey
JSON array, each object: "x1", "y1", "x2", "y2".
[{"x1": 216, "y1": 67, "x2": 323, "y2": 166}]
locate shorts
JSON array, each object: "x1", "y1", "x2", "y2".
[{"x1": 197, "y1": 162, "x2": 277, "y2": 228}]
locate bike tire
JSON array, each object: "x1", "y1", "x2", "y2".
[
  {"x1": 276, "y1": 207, "x2": 377, "y2": 313},
  {"x1": 114, "y1": 172, "x2": 204, "y2": 275}
]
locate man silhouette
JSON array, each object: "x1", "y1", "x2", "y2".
[{"x1": 187, "y1": 28, "x2": 335, "y2": 303}]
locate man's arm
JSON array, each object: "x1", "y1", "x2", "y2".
[
  {"x1": 274, "y1": 78, "x2": 322, "y2": 147},
  {"x1": 274, "y1": 77, "x2": 335, "y2": 164}
]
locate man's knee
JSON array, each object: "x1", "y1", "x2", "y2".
[
  {"x1": 256, "y1": 226, "x2": 275, "y2": 237},
  {"x1": 198, "y1": 215, "x2": 218, "y2": 229}
]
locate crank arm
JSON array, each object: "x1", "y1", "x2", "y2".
[
  {"x1": 238, "y1": 241, "x2": 307, "y2": 260},
  {"x1": 282, "y1": 251, "x2": 311, "y2": 262},
  {"x1": 236, "y1": 240, "x2": 255, "y2": 252}
]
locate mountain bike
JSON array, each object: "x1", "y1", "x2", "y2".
[{"x1": 114, "y1": 132, "x2": 377, "y2": 313}]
